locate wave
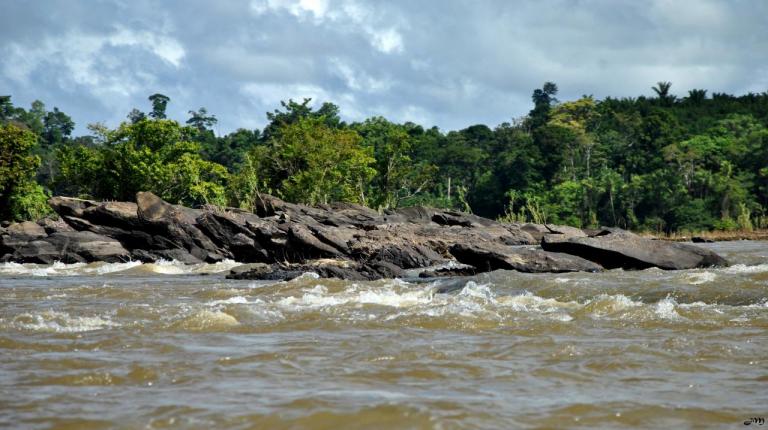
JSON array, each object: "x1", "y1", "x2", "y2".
[
  {"x1": 720, "y1": 263, "x2": 768, "y2": 274},
  {"x1": 218, "y1": 280, "x2": 745, "y2": 325},
  {"x1": 0, "y1": 259, "x2": 242, "y2": 277},
  {"x1": 4, "y1": 310, "x2": 120, "y2": 333}
]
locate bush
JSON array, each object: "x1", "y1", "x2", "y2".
[{"x1": 7, "y1": 180, "x2": 52, "y2": 221}]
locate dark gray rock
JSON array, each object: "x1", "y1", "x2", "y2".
[
  {"x1": 44, "y1": 231, "x2": 131, "y2": 263},
  {"x1": 541, "y1": 228, "x2": 728, "y2": 270},
  {"x1": 287, "y1": 223, "x2": 343, "y2": 259},
  {"x1": 4, "y1": 240, "x2": 63, "y2": 264},
  {"x1": 3, "y1": 231, "x2": 130, "y2": 264},
  {"x1": 37, "y1": 217, "x2": 75, "y2": 235},
  {"x1": 25, "y1": 192, "x2": 729, "y2": 277},
  {"x1": 6, "y1": 221, "x2": 46, "y2": 239},
  {"x1": 226, "y1": 260, "x2": 404, "y2": 281},
  {"x1": 692, "y1": 237, "x2": 715, "y2": 243},
  {"x1": 135, "y1": 192, "x2": 226, "y2": 262},
  {"x1": 370, "y1": 244, "x2": 443, "y2": 269},
  {"x1": 419, "y1": 266, "x2": 478, "y2": 278},
  {"x1": 450, "y1": 243, "x2": 603, "y2": 273}
]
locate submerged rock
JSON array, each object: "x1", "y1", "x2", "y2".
[
  {"x1": 226, "y1": 260, "x2": 404, "y2": 281},
  {"x1": 541, "y1": 228, "x2": 728, "y2": 270}
]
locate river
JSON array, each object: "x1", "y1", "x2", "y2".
[{"x1": 1, "y1": 241, "x2": 767, "y2": 429}]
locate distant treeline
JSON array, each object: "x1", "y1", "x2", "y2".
[{"x1": 2, "y1": 82, "x2": 768, "y2": 233}]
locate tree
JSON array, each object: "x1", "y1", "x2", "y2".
[
  {"x1": 0, "y1": 96, "x2": 13, "y2": 121},
  {"x1": 127, "y1": 108, "x2": 146, "y2": 124},
  {"x1": 652, "y1": 81, "x2": 675, "y2": 106},
  {"x1": 686, "y1": 89, "x2": 708, "y2": 105},
  {"x1": 0, "y1": 124, "x2": 49, "y2": 221},
  {"x1": 235, "y1": 116, "x2": 375, "y2": 206},
  {"x1": 354, "y1": 117, "x2": 436, "y2": 208},
  {"x1": 55, "y1": 119, "x2": 229, "y2": 206},
  {"x1": 186, "y1": 107, "x2": 217, "y2": 131},
  {"x1": 148, "y1": 93, "x2": 170, "y2": 119},
  {"x1": 42, "y1": 107, "x2": 74, "y2": 146},
  {"x1": 529, "y1": 82, "x2": 559, "y2": 129},
  {"x1": 261, "y1": 98, "x2": 342, "y2": 142},
  {"x1": 202, "y1": 128, "x2": 260, "y2": 170}
]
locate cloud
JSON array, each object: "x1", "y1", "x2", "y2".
[
  {"x1": 1, "y1": 0, "x2": 766, "y2": 135},
  {"x1": 249, "y1": 0, "x2": 405, "y2": 54}
]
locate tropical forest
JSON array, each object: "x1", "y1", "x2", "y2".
[{"x1": 2, "y1": 82, "x2": 768, "y2": 234}]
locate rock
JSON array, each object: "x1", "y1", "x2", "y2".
[
  {"x1": 419, "y1": 266, "x2": 478, "y2": 278},
  {"x1": 44, "y1": 231, "x2": 131, "y2": 263},
  {"x1": 226, "y1": 259, "x2": 404, "y2": 281},
  {"x1": 359, "y1": 260, "x2": 405, "y2": 279},
  {"x1": 432, "y1": 278, "x2": 474, "y2": 294},
  {"x1": 692, "y1": 237, "x2": 715, "y2": 243},
  {"x1": 3, "y1": 231, "x2": 130, "y2": 264},
  {"x1": 310, "y1": 224, "x2": 355, "y2": 255},
  {"x1": 431, "y1": 210, "x2": 496, "y2": 228},
  {"x1": 37, "y1": 217, "x2": 75, "y2": 234},
  {"x1": 6, "y1": 221, "x2": 46, "y2": 239},
  {"x1": 517, "y1": 223, "x2": 586, "y2": 242},
  {"x1": 22, "y1": 192, "x2": 731, "y2": 276},
  {"x1": 195, "y1": 212, "x2": 271, "y2": 262},
  {"x1": 87, "y1": 201, "x2": 142, "y2": 229},
  {"x1": 450, "y1": 243, "x2": 603, "y2": 273},
  {"x1": 544, "y1": 224, "x2": 587, "y2": 238},
  {"x1": 385, "y1": 206, "x2": 434, "y2": 224},
  {"x1": 370, "y1": 244, "x2": 443, "y2": 269},
  {"x1": 541, "y1": 228, "x2": 728, "y2": 270},
  {"x1": 226, "y1": 263, "x2": 272, "y2": 279},
  {"x1": 1, "y1": 222, "x2": 48, "y2": 258},
  {"x1": 287, "y1": 223, "x2": 343, "y2": 259},
  {"x1": 4, "y1": 240, "x2": 62, "y2": 264},
  {"x1": 135, "y1": 191, "x2": 225, "y2": 262},
  {"x1": 48, "y1": 196, "x2": 97, "y2": 218}
]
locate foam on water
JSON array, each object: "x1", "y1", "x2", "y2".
[
  {"x1": 654, "y1": 297, "x2": 682, "y2": 320},
  {"x1": 5, "y1": 310, "x2": 120, "y2": 332},
  {"x1": 685, "y1": 271, "x2": 717, "y2": 285},
  {"x1": 86, "y1": 261, "x2": 143, "y2": 275},
  {"x1": 208, "y1": 296, "x2": 250, "y2": 306},
  {"x1": 0, "y1": 259, "x2": 243, "y2": 277},
  {"x1": 246, "y1": 281, "x2": 744, "y2": 325},
  {"x1": 721, "y1": 263, "x2": 768, "y2": 274}
]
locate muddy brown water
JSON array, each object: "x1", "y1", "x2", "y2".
[{"x1": 1, "y1": 242, "x2": 767, "y2": 429}]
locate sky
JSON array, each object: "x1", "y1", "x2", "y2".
[{"x1": 1, "y1": 0, "x2": 767, "y2": 135}]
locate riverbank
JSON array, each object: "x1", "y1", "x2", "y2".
[{"x1": 644, "y1": 229, "x2": 768, "y2": 242}]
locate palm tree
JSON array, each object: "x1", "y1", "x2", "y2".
[
  {"x1": 686, "y1": 89, "x2": 707, "y2": 105},
  {"x1": 651, "y1": 81, "x2": 675, "y2": 106}
]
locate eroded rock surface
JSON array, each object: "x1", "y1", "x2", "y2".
[
  {"x1": 1, "y1": 192, "x2": 728, "y2": 278},
  {"x1": 541, "y1": 228, "x2": 728, "y2": 270}
]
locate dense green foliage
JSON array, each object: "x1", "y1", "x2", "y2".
[
  {"x1": 2, "y1": 83, "x2": 768, "y2": 233},
  {"x1": 54, "y1": 119, "x2": 229, "y2": 206},
  {"x1": 0, "y1": 122, "x2": 51, "y2": 221}
]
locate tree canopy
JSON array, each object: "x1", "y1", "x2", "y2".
[{"x1": 3, "y1": 85, "x2": 768, "y2": 234}]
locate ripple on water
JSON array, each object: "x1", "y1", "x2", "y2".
[
  {"x1": 2, "y1": 243, "x2": 768, "y2": 429},
  {"x1": 3, "y1": 310, "x2": 120, "y2": 333}
]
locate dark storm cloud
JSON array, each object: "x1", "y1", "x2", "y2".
[{"x1": 1, "y1": 0, "x2": 766, "y2": 134}]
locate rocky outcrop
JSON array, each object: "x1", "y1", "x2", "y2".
[
  {"x1": 450, "y1": 243, "x2": 603, "y2": 273},
  {"x1": 1, "y1": 192, "x2": 729, "y2": 278},
  {"x1": 1, "y1": 229, "x2": 130, "y2": 264},
  {"x1": 541, "y1": 228, "x2": 728, "y2": 270}
]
